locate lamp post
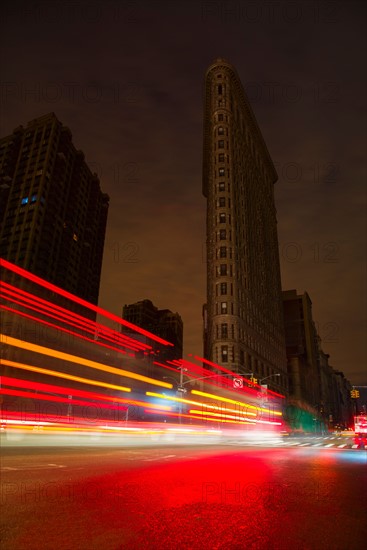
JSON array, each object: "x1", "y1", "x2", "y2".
[
  {"x1": 258, "y1": 373, "x2": 281, "y2": 405},
  {"x1": 259, "y1": 373, "x2": 281, "y2": 386}
]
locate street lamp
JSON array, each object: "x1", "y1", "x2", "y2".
[
  {"x1": 258, "y1": 373, "x2": 281, "y2": 404},
  {"x1": 259, "y1": 373, "x2": 281, "y2": 385}
]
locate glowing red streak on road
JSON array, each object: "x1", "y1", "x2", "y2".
[
  {"x1": 0, "y1": 258, "x2": 173, "y2": 347},
  {"x1": 0, "y1": 387, "x2": 134, "y2": 412},
  {"x1": 1, "y1": 376, "x2": 132, "y2": 406},
  {"x1": 0, "y1": 282, "x2": 152, "y2": 351},
  {"x1": 0, "y1": 303, "x2": 144, "y2": 355}
]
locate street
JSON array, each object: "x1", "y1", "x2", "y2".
[{"x1": 1, "y1": 443, "x2": 366, "y2": 549}]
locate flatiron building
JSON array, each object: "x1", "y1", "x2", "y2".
[{"x1": 202, "y1": 58, "x2": 287, "y2": 394}]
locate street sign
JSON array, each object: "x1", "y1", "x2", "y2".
[{"x1": 233, "y1": 377, "x2": 243, "y2": 388}]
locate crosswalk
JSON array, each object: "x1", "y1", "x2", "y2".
[
  {"x1": 225, "y1": 436, "x2": 365, "y2": 450},
  {"x1": 278, "y1": 436, "x2": 364, "y2": 450}
]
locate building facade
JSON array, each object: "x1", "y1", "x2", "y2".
[
  {"x1": 282, "y1": 289, "x2": 354, "y2": 430},
  {"x1": 202, "y1": 58, "x2": 287, "y2": 395},
  {"x1": 0, "y1": 112, "x2": 109, "y2": 305},
  {"x1": 282, "y1": 290, "x2": 320, "y2": 408}
]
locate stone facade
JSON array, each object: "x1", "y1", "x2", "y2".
[{"x1": 202, "y1": 58, "x2": 287, "y2": 395}]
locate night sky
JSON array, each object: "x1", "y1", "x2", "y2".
[{"x1": 1, "y1": 1, "x2": 366, "y2": 386}]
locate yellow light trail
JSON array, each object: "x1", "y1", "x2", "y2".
[
  {"x1": 188, "y1": 409, "x2": 254, "y2": 422},
  {"x1": 145, "y1": 391, "x2": 257, "y2": 417},
  {"x1": 188, "y1": 411, "x2": 252, "y2": 425},
  {"x1": 191, "y1": 389, "x2": 283, "y2": 416},
  {"x1": 146, "y1": 391, "x2": 205, "y2": 408},
  {"x1": 0, "y1": 335, "x2": 173, "y2": 389},
  {"x1": 1, "y1": 358, "x2": 132, "y2": 393}
]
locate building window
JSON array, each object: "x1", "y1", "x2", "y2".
[
  {"x1": 221, "y1": 323, "x2": 228, "y2": 338},
  {"x1": 220, "y1": 264, "x2": 227, "y2": 276},
  {"x1": 219, "y1": 213, "x2": 226, "y2": 223},
  {"x1": 218, "y1": 153, "x2": 225, "y2": 162},
  {"x1": 219, "y1": 168, "x2": 225, "y2": 177},
  {"x1": 218, "y1": 182, "x2": 225, "y2": 192},
  {"x1": 221, "y1": 345, "x2": 228, "y2": 362},
  {"x1": 221, "y1": 302, "x2": 227, "y2": 314},
  {"x1": 218, "y1": 114, "x2": 224, "y2": 121},
  {"x1": 218, "y1": 85, "x2": 222, "y2": 95},
  {"x1": 21, "y1": 197, "x2": 28, "y2": 205},
  {"x1": 218, "y1": 140, "x2": 224, "y2": 148},
  {"x1": 220, "y1": 282, "x2": 227, "y2": 295},
  {"x1": 220, "y1": 246, "x2": 226, "y2": 258},
  {"x1": 219, "y1": 229, "x2": 226, "y2": 240},
  {"x1": 219, "y1": 197, "x2": 225, "y2": 207},
  {"x1": 218, "y1": 126, "x2": 224, "y2": 135}
]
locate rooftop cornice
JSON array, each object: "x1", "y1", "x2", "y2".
[{"x1": 203, "y1": 60, "x2": 278, "y2": 183}]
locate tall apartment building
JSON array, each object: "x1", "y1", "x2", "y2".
[
  {"x1": 202, "y1": 58, "x2": 287, "y2": 394},
  {"x1": 123, "y1": 299, "x2": 183, "y2": 362},
  {"x1": 0, "y1": 113, "x2": 109, "y2": 305}
]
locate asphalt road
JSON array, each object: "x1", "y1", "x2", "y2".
[{"x1": 1, "y1": 444, "x2": 366, "y2": 549}]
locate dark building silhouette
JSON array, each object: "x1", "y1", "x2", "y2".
[
  {"x1": 282, "y1": 289, "x2": 354, "y2": 429},
  {"x1": 0, "y1": 113, "x2": 109, "y2": 305},
  {"x1": 122, "y1": 299, "x2": 183, "y2": 362},
  {"x1": 282, "y1": 290, "x2": 320, "y2": 409},
  {"x1": 202, "y1": 58, "x2": 287, "y2": 395}
]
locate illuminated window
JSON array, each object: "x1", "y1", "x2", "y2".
[
  {"x1": 221, "y1": 345, "x2": 228, "y2": 362},
  {"x1": 218, "y1": 182, "x2": 225, "y2": 192},
  {"x1": 21, "y1": 197, "x2": 28, "y2": 205},
  {"x1": 221, "y1": 302, "x2": 227, "y2": 314},
  {"x1": 73, "y1": 233, "x2": 78, "y2": 242},
  {"x1": 219, "y1": 168, "x2": 225, "y2": 177},
  {"x1": 30, "y1": 194, "x2": 37, "y2": 203},
  {"x1": 218, "y1": 126, "x2": 224, "y2": 135},
  {"x1": 219, "y1": 213, "x2": 226, "y2": 223}
]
